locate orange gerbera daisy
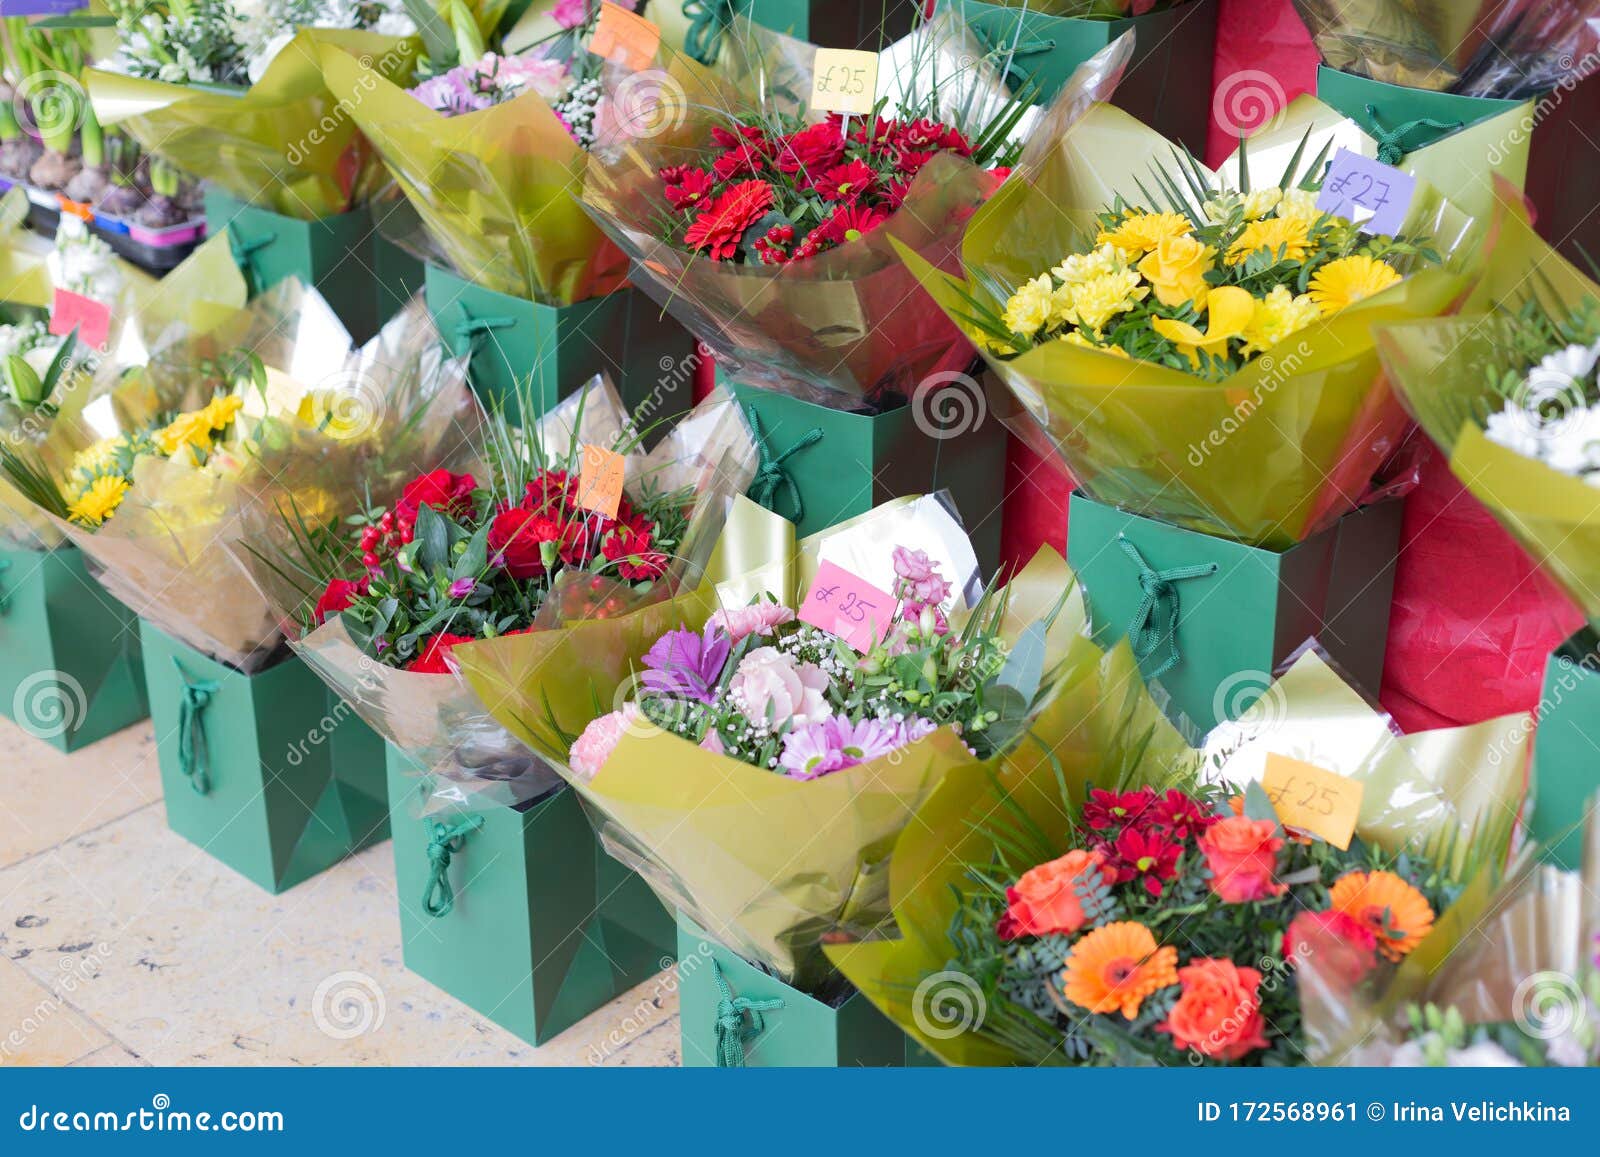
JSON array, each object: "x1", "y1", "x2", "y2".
[
  {"x1": 1328, "y1": 870, "x2": 1435, "y2": 962},
  {"x1": 1060, "y1": 921, "x2": 1178, "y2": 1019}
]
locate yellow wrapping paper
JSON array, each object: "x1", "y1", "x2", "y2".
[
  {"x1": 86, "y1": 30, "x2": 421, "y2": 219},
  {"x1": 460, "y1": 493, "x2": 1097, "y2": 991},
  {"x1": 827, "y1": 647, "x2": 1530, "y2": 1064},
  {"x1": 1375, "y1": 184, "x2": 1600, "y2": 622},
  {"x1": 317, "y1": 41, "x2": 627, "y2": 304},
  {"x1": 904, "y1": 94, "x2": 1518, "y2": 549},
  {"x1": 0, "y1": 187, "x2": 52, "y2": 309}
]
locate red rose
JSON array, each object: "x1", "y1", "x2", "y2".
[
  {"x1": 1282, "y1": 909, "x2": 1379, "y2": 985},
  {"x1": 663, "y1": 167, "x2": 714, "y2": 212},
  {"x1": 313, "y1": 576, "x2": 369, "y2": 624},
  {"x1": 406, "y1": 632, "x2": 477, "y2": 674},
  {"x1": 774, "y1": 121, "x2": 845, "y2": 178},
  {"x1": 489, "y1": 507, "x2": 563, "y2": 578},
  {"x1": 1158, "y1": 958, "x2": 1270, "y2": 1061},
  {"x1": 602, "y1": 524, "x2": 668, "y2": 581},
  {"x1": 996, "y1": 848, "x2": 1114, "y2": 940},
  {"x1": 683, "y1": 179, "x2": 775, "y2": 261},
  {"x1": 1197, "y1": 816, "x2": 1286, "y2": 903},
  {"x1": 396, "y1": 469, "x2": 476, "y2": 521}
]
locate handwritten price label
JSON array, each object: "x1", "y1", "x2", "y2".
[
  {"x1": 1261, "y1": 753, "x2": 1363, "y2": 850},
  {"x1": 574, "y1": 443, "x2": 626, "y2": 518},
  {"x1": 799, "y1": 560, "x2": 895, "y2": 652},
  {"x1": 1314, "y1": 148, "x2": 1415, "y2": 237},
  {"x1": 809, "y1": 48, "x2": 878, "y2": 116},
  {"x1": 590, "y1": 1, "x2": 659, "y2": 71},
  {"x1": 49, "y1": 288, "x2": 111, "y2": 351}
]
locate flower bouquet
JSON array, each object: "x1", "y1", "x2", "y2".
[
  {"x1": 579, "y1": 8, "x2": 1098, "y2": 409},
  {"x1": 458, "y1": 491, "x2": 1104, "y2": 998},
  {"x1": 826, "y1": 646, "x2": 1531, "y2": 1065},
  {"x1": 233, "y1": 374, "x2": 759, "y2": 807},
  {"x1": 0, "y1": 280, "x2": 472, "y2": 671},
  {"x1": 905, "y1": 94, "x2": 1488, "y2": 549}
]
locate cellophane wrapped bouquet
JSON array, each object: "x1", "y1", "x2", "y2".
[
  {"x1": 86, "y1": 1, "x2": 425, "y2": 220},
  {"x1": 458, "y1": 492, "x2": 1108, "y2": 994},
  {"x1": 905, "y1": 94, "x2": 1486, "y2": 549},
  {"x1": 578, "y1": 9, "x2": 1123, "y2": 409},
  {"x1": 827, "y1": 647, "x2": 1531, "y2": 1065},
  {"x1": 0, "y1": 280, "x2": 473, "y2": 671},
  {"x1": 1375, "y1": 183, "x2": 1600, "y2": 627},
  {"x1": 234, "y1": 374, "x2": 759, "y2": 808},
  {"x1": 0, "y1": 231, "x2": 248, "y2": 552},
  {"x1": 317, "y1": 0, "x2": 636, "y2": 303}
]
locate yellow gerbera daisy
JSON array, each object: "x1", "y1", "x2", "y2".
[
  {"x1": 1097, "y1": 210, "x2": 1192, "y2": 256},
  {"x1": 1240, "y1": 285, "x2": 1323, "y2": 355},
  {"x1": 1002, "y1": 274, "x2": 1057, "y2": 338},
  {"x1": 1308, "y1": 255, "x2": 1402, "y2": 314},
  {"x1": 1151, "y1": 286, "x2": 1256, "y2": 369},
  {"x1": 1225, "y1": 215, "x2": 1311, "y2": 266},
  {"x1": 67, "y1": 474, "x2": 129, "y2": 528}
]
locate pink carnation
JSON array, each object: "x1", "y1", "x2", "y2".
[
  {"x1": 706, "y1": 602, "x2": 796, "y2": 641},
  {"x1": 570, "y1": 703, "x2": 642, "y2": 780}
]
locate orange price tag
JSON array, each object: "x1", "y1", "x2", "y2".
[
  {"x1": 575, "y1": 443, "x2": 626, "y2": 518},
  {"x1": 1261, "y1": 754, "x2": 1363, "y2": 850},
  {"x1": 590, "y1": 1, "x2": 659, "y2": 71},
  {"x1": 809, "y1": 48, "x2": 878, "y2": 116}
]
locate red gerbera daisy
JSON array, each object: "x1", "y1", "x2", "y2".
[
  {"x1": 819, "y1": 201, "x2": 888, "y2": 246},
  {"x1": 683, "y1": 180, "x2": 775, "y2": 261},
  {"x1": 663, "y1": 167, "x2": 715, "y2": 212}
]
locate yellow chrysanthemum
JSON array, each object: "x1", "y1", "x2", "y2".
[
  {"x1": 156, "y1": 409, "x2": 215, "y2": 458},
  {"x1": 67, "y1": 474, "x2": 129, "y2": 528},
  {"x1": 1225, "y1": 214, "x2": 1312, "y2": 266},
  {"x1": 1097, "y1": 210, "x2": 1192, "y2": 256},
  {"x1": 201, "y1": 393, "x2": 244, "y2": 431},
  {"x1": 1002, "y1": 274, "x2": 1056, "y2": 338},
  {"x1": 1151, "y1": 285, "x2": 1256, "y2": 369},
  {"x1": 1308, "y1": 255, "x2": 1402, "y2": 314},
  {"x1": 1051, "y1": 243, "x2": 1127, "y2": 286},
  {"x1": 1064, "y1": 269, "x2": 1147, "y2": 336},
  {"x1": 70, "y1": 437, "x2": 120, "y2": 477},
  {"x1": 1275, "y1": 187, "x2": 1322, "y2": 224},
  {"x1": 1059, "y1": 331, "x2": 1130, "y2": 357},
  {"x1": 1240, "y1": 285, "x2": 1323, "y2": 355}
]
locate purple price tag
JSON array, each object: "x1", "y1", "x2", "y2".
[
  {"x1": 1315, "y1": 148, "x2": 1415, "y2": 237},
  {"x1": 0, "y1": 0, "x2": 83, "y2": 13}
]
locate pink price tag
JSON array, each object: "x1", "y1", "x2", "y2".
[
  {"x1": 799, "y1": 560, "x2": 897, "y2": 652},
  {"x1": 49, "y1": 288, "x2": 111, "y2": 351},
  {"x1": 1314, "y1": 148, "x2": 1415, "y2": 237}
]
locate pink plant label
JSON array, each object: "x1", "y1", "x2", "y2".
[
  {"x1": 49, "y1": 289, "x2": 111, "y2": 351},
  {"x1": 1315, "y1": 148, "x2": 1415, "y2": 237},
  {"x1": 800, "y1": 560, "x2": 896, "y2": 652}
]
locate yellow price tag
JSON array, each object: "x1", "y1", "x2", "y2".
[
  {"x1": 1261, "y1": 754, "x2": 1363, "y2": 850},
  {"x1": 809, "y1": 48, "x2": 878, "y2": 116}
]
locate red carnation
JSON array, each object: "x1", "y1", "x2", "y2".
[
  {"x1": 603, "y1": 524, "x2": 669, "y2": 581},
  {"x1": 663, "y1": 167, "x2": 715, "y2": 212},
  {"x1": 683, "y1": 180, "x2": 774, "y2": 261},
  {"x1": 489, "y1": 506, "x2": 563, "y2": 579},
  {"x1": 313, "y1": 576, "x2": 369, "y2": 624},
  {"x1": 406, "y1": 632, "x2": 477, "y2": 674},
  {"x1": 774, "y1": 121, "x2": 845, "y2": 179},
  {"x1": 818, "y1": 202, "x2": 888, "y2": 247},
  {"x1": 815, "y1": 159, "x2": 877, "y2": 202}
]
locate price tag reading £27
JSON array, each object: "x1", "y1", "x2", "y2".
[
  {"x1": 1314, "y1": 147, "x2": 1415, "y2": 237},
  {"x1": 1261, "y1": 753, "x2": 1364, "y2": 850},
  {"x1": 799, "y1": 560, "x2": 895, "y2": 652},
  {"x1": 809, "y1": 48, "x2": 878, "y2": 117}
]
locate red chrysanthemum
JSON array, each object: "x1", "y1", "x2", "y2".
[
  {"x1": 663, "y1": 167, "x2": 715, "y2": 212},
  {"x1": 774, "y1": 120, "x2": 845, "y2": 179},
  {"x1": 1110, "y1": 827, "x2": 1184, "y2": 897},
  {"x1": 683, "y1": 179, "x2": 775, "y2": 261},
  {"x1": 712, "y1": 144, "x2": 766, "y2": 182},
  {"x1": 1150, "y1": 789, "x2": 1218, "y2": 842},
  {"x1": 1082, "y1": 787, "x2": 1158, "y2": 833},
  {"x1": 815, "y1": 159, "x2": 877, "y2": 202}
]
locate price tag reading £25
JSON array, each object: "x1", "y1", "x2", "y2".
[
  {"x1": 799, "y1": 560, "x2": 895, "y2": 652},
  {"x1": 1261, "y1": 753, "x2": 1364, "y2": 850},
  {"x1": 810, "y1": 48, "x2": 878, "y2": 116},
  {"x1": 1314, "y1": 148, "x2": 1415, "y2": 237}
]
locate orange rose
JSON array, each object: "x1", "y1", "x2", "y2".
[
  {"x1": 1158, "y1": 957, "x2": 1270, "y2": 1061},
  {"x1": 997, "y1": 849, "x2": 1114, "y2": 939},
  {"x1": 1198, "y1": 815, "x2": 1286, "y2": 903}
]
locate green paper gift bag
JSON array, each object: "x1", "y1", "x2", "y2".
[
  {"x1": 140, "y1": 622, "x2": 389, "y2": 894},
  {"x1": 386, "y1": 751, "x2": 675, "y2": 1047},
  {"x1": 726, "y1": 379, "x2": 1005, "y2": 570},
  {"x1": 205, "y1": 189, "x2": 393, "y2": 344},
  {"x1": 958, "y1": 0, "x2": 1218, "y2": 157},
  {"x1": 425, "y1": 264, "x2": 692, "y2": 422},
  {"x1": 1066, "y1": 491, "x2": 1402, "y2": 735},
  {"x1": 1529, "y1": 632, "x2": 1600, "y2": 871},
  {"x1": 0, "y1": 543, "x2": 147, "y2": 752},
  {"x1": 677, "y1": 915, "x2": 924, "y2": 1067},
  {"x1": 650, "y1": 0, "x2": 920, "y2": 64}
]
